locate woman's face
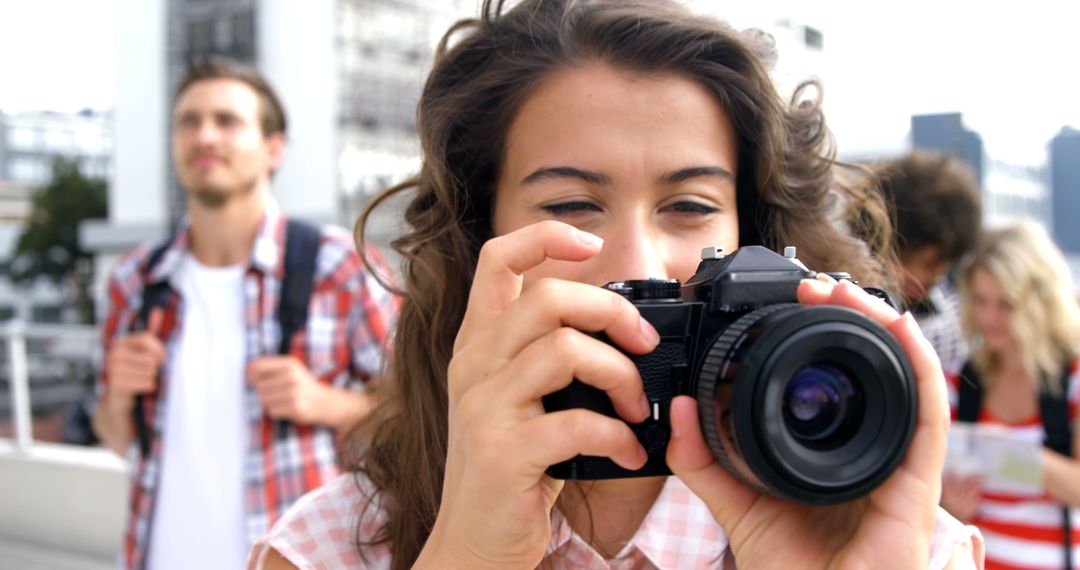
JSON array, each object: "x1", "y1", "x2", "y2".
[
  {"x1": 493, "y1": 63, "x2": 740, "y2": 287},
  {"x1": 968, "y1": 266, "x2": 1016, "y2": 351}
]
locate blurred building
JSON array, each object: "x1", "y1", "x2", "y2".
[
  {"x1": 82, "y1": 0, "x2": 473, "y2": 318},
  {"x1": 0, "y1": 109, "x2": 112, "y2": 188},
  {"x1": 912, "y1": 113, "x2": 984, "y2": 185},
  {"x1": 1050, "y1": 127, "x2": 1080, "y2": 255},
  {"x1": 911, "y1": 112, "x2": 1051, "y2": 229},
  {"x1": 982, "y1": 158, "x2": 1049, "y2": 229}
]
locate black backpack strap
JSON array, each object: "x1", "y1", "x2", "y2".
[
  {"x1": 271, "y1": 220, "x2": 321, "y2": 440},
  {"x1": 1040, "y1": 364, "x2": 1074, "y2": 456},
  {"x1": 1040, "y1": 364, "x2": 1074, "y2": 570},
  {"x1": 133, "y1": 240, "x2": 176, "y2": 458},
  {"x1": 277, "y1": 219, "x2": 321, "y2": 355},
  {"x1": 956, "y1": 361, "x2": 983, "y2": 423}
]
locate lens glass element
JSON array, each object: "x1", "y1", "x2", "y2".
[{"x1": 783, "y1": 364, "x2": 861, "y2": 447}]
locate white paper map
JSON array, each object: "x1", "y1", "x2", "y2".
[{"x1": 944, "y1": 422, "x2": 1044, "y2": 495}]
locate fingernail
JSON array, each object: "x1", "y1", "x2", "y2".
[
  {"x1": 572, "y1": 229, "x2": 603, "y2": 248},
  {"x1": 900, "y1": 311, "x2": 931, "y2": 346},
  {"x1": 816, "y1": 272, "x2": 838, "y2": 284},
  {"x1": 669, "y1": 400, "x2": 681, "y2": 439},
  {"x1": 640, "y1": 393, "x2": 652, "y2": 421},
  {"x1": 636, "y1": 445, "x2": 649, "y2": 468},
  {"x1": 640, "y1": 316, "x2": 659, "y2": 346},
  {"x1": 901, "y1": 311, "x2": 920, "y2": 334},
  {"x1": 801, "y1": 278, "x2": 832, "y2": 295}
]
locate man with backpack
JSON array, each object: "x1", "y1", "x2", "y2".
[{"x1": 91, "y1": 56, "x2": 398, "y2": 569}]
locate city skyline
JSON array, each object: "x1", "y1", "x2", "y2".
[{"x1": 1, "y1": 0, "x2": 1077, "y2": 163}]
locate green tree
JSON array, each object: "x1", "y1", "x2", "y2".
[{"x1": 11, "y1": 158, "x2": 108, "y2": 324}]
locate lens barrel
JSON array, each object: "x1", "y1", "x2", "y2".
[{"x1": 697, "y1": 304, "x2": 917, "y2": 505}]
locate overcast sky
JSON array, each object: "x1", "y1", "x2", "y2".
[
  {"x1": 0, "y1": 0, "x2": 115, "y2": 113},
  {"x1": 811, "y1": 0, "x2": 1080, "y2": 163},
  {"x1": 1, "y1": 0, "x2": 1076, "y2": 163}
]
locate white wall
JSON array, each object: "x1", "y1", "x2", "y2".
[
  {"x1": 0, "y1": 442, "x2": 128, "y2": 569},
  {"x1": 258, "y1": 0, "x2": 339, "y2": 222},
  {"x1": 112, "y1": 0, "x2": 168, "y2": 227}
]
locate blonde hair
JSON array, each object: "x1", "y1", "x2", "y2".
[{"x1": 960, "y1": 218, "x2": 1080, "y2": 395}]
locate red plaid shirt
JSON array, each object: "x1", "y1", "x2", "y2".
[{"x1": 98, "y1": 200, "x2": 398, "y2": 569}]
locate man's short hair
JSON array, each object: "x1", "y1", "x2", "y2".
[
  {"x1": 174, "y1": 54, "x2": 287, "y2": 138},
  {"x1": 874, "y1": 151, "x2": 981, "y2": 263}
]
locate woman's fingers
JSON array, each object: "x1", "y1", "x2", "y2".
[
  {"x1": 798, "y1": 278, "x2": 901, "y2": 325},
  {"x1": 797, "y1": 277, "x2": 835, "y2": 305},
  {"x1": 666, "y1": 395, "x2": 759, "y2": 529},
  {"x1": 451, "y1": 238, "x2": 659, "y2": 403},
  {"x1": 456, "y1": 221, "x2": 604, "y2": 354},
  {"x1": 885, "y1": 312, "x2": 949, "y2": 487},
  {"x1": 513, "y1": 408, "x2": 648, "y2": 472},
  {"x1": 463, "y1": 327, "x2": 650, "y2": 424},
  {"x1": 488, "y1": 278, "x2": 659, "y2": 359}
]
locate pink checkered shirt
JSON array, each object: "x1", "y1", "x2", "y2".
[{"x1": 249, "y1": 473, "x2": 984, "y2": 569}]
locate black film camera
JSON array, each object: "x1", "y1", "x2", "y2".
[{"x1": 542, "y1": 245, "x2": 917, "y2": 505}]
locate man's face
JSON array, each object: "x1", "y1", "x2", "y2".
[
  {"x1": 901, "y1": 245, "x2": 950, "y2": 303},
  {"x1": 171, "y1": 78, "x2": 283, "y2": 207}
]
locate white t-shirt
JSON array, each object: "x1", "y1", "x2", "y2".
[{"x1": 148, "y1": 254, "x2": 248, "y2": 570}]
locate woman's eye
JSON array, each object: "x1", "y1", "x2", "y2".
[
  {"x1": 663, "y1": 201, "x2": 719, "y2": 215},
  {"x1": 540, "y1": 201, "x2": 601, "y2": 216}
]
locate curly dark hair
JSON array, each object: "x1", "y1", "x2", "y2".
[
  {"x1": 350, "y1": 1, "x2": 897, "y2": 567},
  {"x1": 873, "y1": 150, "x2": 981, "y2": 263}
]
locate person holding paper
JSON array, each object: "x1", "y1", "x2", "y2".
[{"x1": 943, "y1": 219, "x2": 1080, "y2": 569}]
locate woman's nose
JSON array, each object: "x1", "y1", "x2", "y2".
[{"x1": 595, "y1": 224, "x2": 671, "y2": 282}]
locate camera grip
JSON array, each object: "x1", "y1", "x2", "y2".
[{"x1": 541, "y1": 341, "x2": 687, "y2": 479}]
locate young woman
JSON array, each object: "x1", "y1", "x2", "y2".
[
  {"x1": 250, "y1": 0, "x2": 983, "y2": 567},
  {"x1": 942, "y1": 219, "x2": 1080, "y2": 569}
]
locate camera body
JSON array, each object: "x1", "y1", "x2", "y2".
[{"x1": 542, "y1": 245, "x2": 917, "y2": 505}]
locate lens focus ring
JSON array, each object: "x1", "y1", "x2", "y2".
[{"x1": 697, "y1": 304, "x2": 797, "y2": 493}]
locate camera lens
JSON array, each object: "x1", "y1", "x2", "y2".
[
  {"x1": 783, "y1": 364, "x2": 862, "y2": 448},
  {"x1": 696, "y1": 304, "x2": 916, "y2": 505}
]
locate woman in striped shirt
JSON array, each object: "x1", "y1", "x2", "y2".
[{"x1": 943, "y1": 219, "x2": 1080, "y2": 569}]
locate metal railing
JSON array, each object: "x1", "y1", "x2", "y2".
[{"x1": 1, "y1": 319, "x2": 99, "y2": 450}]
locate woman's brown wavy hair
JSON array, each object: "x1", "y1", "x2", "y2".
[{"x1": 349, "y1": 0, "x2": 897, "y2": 567}]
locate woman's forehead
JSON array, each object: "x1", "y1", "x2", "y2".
[{"x1": 500, "y1": 64, "x2": 738, "y2": 177}]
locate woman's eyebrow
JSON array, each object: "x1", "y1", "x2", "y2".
[
  {"x1": 520, "y1": 165, "x2": 734, "y2": 186},
  {"x1": 657, "y1": 166, "x2": 735, "y2": 185},
  {"x1": 521, "y1": 166, "x2": 611, "y2": 185}
]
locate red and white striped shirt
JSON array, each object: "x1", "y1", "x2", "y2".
[{"x1": 947, "y1": 359, "x2": 1080, "y2": 570}]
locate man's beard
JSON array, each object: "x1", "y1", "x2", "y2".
[
  {"x1": 191, "y1": 187, "x2": 229, "y2": 209},
  {"x1": 187, "y1": 178, "x2": 257, "y2": 209}
]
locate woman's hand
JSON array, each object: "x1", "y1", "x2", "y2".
[
  {"x1": 415, "y1": 221, "x2": 659, "y2": 569},
  {"x1": 667, "y1": 277, "x2": 950, "y2": 569},
  {"x1": 941, "y1": 471, "x2": 983, "y2": 523}
]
